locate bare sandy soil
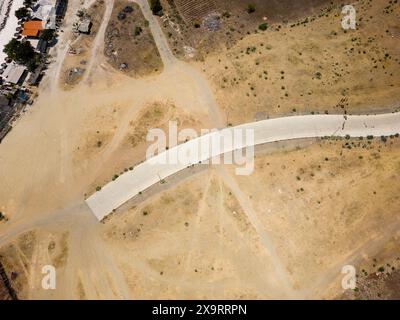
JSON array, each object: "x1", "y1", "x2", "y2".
[
  {"x1": 1, "y1": 138, "x2": 399, "y2": 299},
  {"x1": 0, "y1": 228, "x2": 69, "y2": 299}
]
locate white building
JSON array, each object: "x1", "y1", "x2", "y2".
[
  {"x1": 32, "y1": 0, "x2": 57, "y2": 29},
  {"x1": 2, "y1": 64, "x2": 27, "y2": 85}
]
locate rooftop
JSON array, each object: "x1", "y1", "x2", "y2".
[
  {"x1": 2, "y1": 64, "x2": 26, "y2": 84},
  {"x1": 21, "y1": 21, "x2": 44, "y2": 37}
]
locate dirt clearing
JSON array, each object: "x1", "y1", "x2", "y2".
[{"x1": 104, "y1": 0, "x2": 163, "y2": 77}]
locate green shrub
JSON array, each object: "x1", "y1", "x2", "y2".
[
  {"x1": 134, "y1": 26, "x2": 143, "y2": 36},
  {"x1": 15, "y1": 7, "x2": 29, "y2": 19},
  {"x1": 246, "y1": 4, "x2": 256, "y2": 13},
  {"x1": 258, "y1": 23, "x2": 268, "y2": 31},
  {"x1": 149, "y1": 0, "x2": 163, "y2": 16}
]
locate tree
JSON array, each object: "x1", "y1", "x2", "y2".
[
  {"x1": 40, "y1": 29, "x2": 55, "y2": 41},
  {"x1": 258, "y1": 23, "x2": 268, "y2": 31},
  {"x1": 3, "y1": 38, "x2": 38, "y2": 70},
  {"x1": 247, "y1": 4, "x2": 256, "y2": 13},
  {"x1": 149, "y1": 0, "x2": 163, "y2": 16},
  {"x1": 15, "y1": 7, "x2": 29, "y2": 20},
  {"x1": 134, "y1": 26, "x2": 143, "y2": 36},
  {"x1": 76, "y1": 9, "x2": 86, "y2": 18}
]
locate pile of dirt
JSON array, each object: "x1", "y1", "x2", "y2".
[{"x1": 200, "y1": 0, "x2": 400, "y2": 124}]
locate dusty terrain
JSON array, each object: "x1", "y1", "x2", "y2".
[
  {"x1": 160, "y1": 0, "x2": 340, "y2": 60},
  {"x1": 0, "y1": 0, "x2": 399, "y2": 300},
  {"x1": 104, "y1": 1, "x2": 163, "y2": 77},
  {"x1": 197, "y1": 0, "x2": 400, "y2": 124},
  {"x1": 1, "y1": 138, "x2": 400, "y2": 299}
]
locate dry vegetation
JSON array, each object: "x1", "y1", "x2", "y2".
[
  {"x1": 156, "y1": 0, "x2": 400, "y2": 124},
  {"x1": 197, "y1": 0, "x2": 400, "y2": 124},
  {"x1": 104, "y1": 1, "x2": 163, "y2": 77},
  {"x1": 97, "y1": 137, "x2": 400, "y2": 298},
  {"x1": 0, "y1": 229, "x2": 69, "y2": 299},
  {"x1": 123, "y1": 100, "x2": 202, "y2": 149},
  {"x1": 229, "y1": 136, "x2": 400, "y2": 296}
]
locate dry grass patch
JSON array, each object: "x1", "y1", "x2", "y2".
[{"x1": 104, "y1": 0, "x2": 163, "y2": 77}]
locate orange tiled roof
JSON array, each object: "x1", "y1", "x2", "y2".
[{"x1": 22, "y1": 20, "x2": 43, "y2": 37}]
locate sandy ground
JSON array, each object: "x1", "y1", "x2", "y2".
[
  {"x1": 0, "y1": 0, "x2": 399, "y2": 300},
  {"x1": 1, "y1": 139, "x2": 400, "y2": 299}
]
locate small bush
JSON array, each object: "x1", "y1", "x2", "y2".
[
  {"x1": 258, "y1": 23, "x2": 268, "y2": 31},
  {"x1": 150, "y1": 0, "x2": 163, "y2": 16},
  {"x1": 134, "y1": 26, "x2": 143, "y2": 36},
  {"x1": 246, "y1": 4, "x2": 256, "y2": 13}
]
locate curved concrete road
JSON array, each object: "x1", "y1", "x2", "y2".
[{"x1": 86, "y1": 112, "x2": 400, "y2": 220}]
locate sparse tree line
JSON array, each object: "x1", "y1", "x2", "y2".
[{"x1": 2, "y1": 0, "x2": 56, "y2": 71}]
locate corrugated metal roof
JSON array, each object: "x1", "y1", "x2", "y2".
[{"x1": 2, "y1": 64, "x2": 26, "y2": 84}]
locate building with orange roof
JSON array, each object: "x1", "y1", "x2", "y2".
[{"x1": 21, "y1": 21, "x2": 44, "y2": 37}]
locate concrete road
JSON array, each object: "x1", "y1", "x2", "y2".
[{"x1": 86, "y1": 112, "x2": 400, "y2": 220}]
